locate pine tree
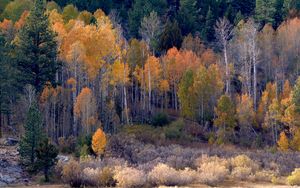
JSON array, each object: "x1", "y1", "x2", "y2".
[
  {"x1": 19, "y1": 103, "x2": 43, "y2": 171},
  {"x1": 203, "y1": 7, "x2": 215, "y2": 41},
  {"x1": 255, "y1": 0, "x2": 277, "y2": 26},
  {"x1": 17, "y1": 0, "x2": 59, "y2": 93},
  {"x1": 35, "y1": 137, "x2": 58, "y2": 182},
  {"x1": 159, "y1": 20, "x2": 182, "y2": 52},
  {"x1": 178, "y1": 0, "x2": 198, "y2": 35}
]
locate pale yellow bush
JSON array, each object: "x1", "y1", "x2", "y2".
[
  {"x1": 148, "y1": 163, "x2": 198, "y2": 186},
  {"x1": 148, "y1": 163, "x2": 180, "y2": 186},
  {"x1": 82, "y1": 167, "x2": 100, "y2": 186},
  {"x1": 249, "y1": 170, "x2": 274, "y2": 182},
  {"x1": 195, "y1": 155, "x2": 229, "y2": 168},
  {"x1": 231, "y1": 166, "x2": 252, "y2": 180},
  {"x1": 230, "y1": 154, "x2": 259, "y2": 172},
  {"x1": 198, "y1": 160, "x2": 229, "y2": 185},
  {"x1": 62, "y1": 160, "x2": 82, "y2": 187},
  {"x1": 114, "y1": 166, "x2": 146, "y2": 188},
  {"x1": 99, "y1": 167, "x2": 116, "y2": 187},
  {"x1": 287, "y1": 168, "x2": 300, "y2": 185}
]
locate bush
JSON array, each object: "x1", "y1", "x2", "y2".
[
  {"x1": 113, "y1": 166, "x2": 146, "y2": 188},
  {"x1": 99, "y1": 167, "x2": 116, "y2": 187},
  {"x1": 164, "y1": 120, "x2": 184, "y2": 140},
  {"x1": 62, "y1": 160, "x2": 82, "y2": 187},
  {"x1": 148, "y1": 163, "x2": 197, "y2": 186},
  {"x1": 82, "y1": 167, "x2": 99, "y2": 186},
  {"x1": 195, "y1": 155, "x2": 229, "y2": 186},
  {"x1": 230, "y1": 155, "x2": 259, "y2": 173},
  {"x1": 198, "y1": 161, "x2": 229, "y2": 186},
  {"x1": 231, "y1": 166, "x2": 252, "y2": 180},
  {"x1": 151, "y1": 112, "x2": 169, "y2": 127},
  {"x1": 287, "y1": 168, "x2": 300, "y2": 185}
]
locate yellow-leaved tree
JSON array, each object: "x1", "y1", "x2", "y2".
[
  {"x1": 92, "y1": 128, "x2": 107, "y2": 157},
  {"x1": 277, "y1": 131, "x2": 289, "y2": 152}
]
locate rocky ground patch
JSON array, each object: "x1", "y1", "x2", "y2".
[{"x1": 0, "y1": 138, "x2": 29, "y2": 187}]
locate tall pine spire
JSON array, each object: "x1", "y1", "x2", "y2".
[{"x1": 17, "y1": 0, "x2": 59, "y2": 92}]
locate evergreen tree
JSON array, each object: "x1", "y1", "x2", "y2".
[
  {"x1": 273, "y1": 0, "x2": 284, "y2": 28},
  {"x1": 178, "y1": 0, "x2": 198, "y2": 35},
  {"x1": 128, "y1": 0, "x2": 167, "y2": 38},
  {"x1": 255, "y1": 0, "x2": 277, "y2": 26},
  {"x1": 203, "y1": 7, "x2": 215, "y2": 42},
  {"x1": 159, "y1": 20, "x2": 182, "y2": 52},
  {"x1": 17, "y1": 0, "x2": 59, "y2": 93},
  {"x1": 19, "y1": 103, "x2": 43, "y2": 171},
  {"x1": 35, "y1": 138, "x2": 58, "y2": 182},
  {"x1": 0, "y1": 31, "x2": 20, "y2": 137}
]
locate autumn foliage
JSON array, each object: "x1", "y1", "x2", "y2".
[{"x1": 92, "y1": 128, "x2": 107, "y2": 156}]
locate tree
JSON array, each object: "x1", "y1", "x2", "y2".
[
  {"x1": 17, "y1": 0, "x2": 59, "y2": 93},
  {"x1": 277, "y1": 131, "x2": 289, "y2": 151},
  {"x1": 62, "y1": 4, "x2": 79, "y2": 23},
  {"x1": 139, "y1": 11, "x2": 161, "y2": 54},
  {"x1": 237, "y1": 94, "x2": 257, "y2": 140},
  {"x1": 35, "y1": 137, "x2": 58, "y2": 182},
  {"x1": 92, "y1": 128, "x2": 107, "y2": 157},
  {"x1": 178, "y1": 69, "x2": 195, "y2": 118},
  {"x1": 203, "y1": 7, "x2": 215, "y2": 41},
  {"x1": 214, "y1": 95, "x2": 236, "y2": 131},
  {"x1": 74, "y1": 87, "x2": 97, "y2": 134},
  {"x1": 255, "y1": 0, "x2": 277, "y2": 26},
  {"x1": 178, "y1": 0, "x2": 198, "y2": 35},
  {"x1": 1, "y1": 0, "x2": 33, "y2": 22},
  {"x1": 128, "y1": 0, "x2": 167, "y2": 38},
  {"x1": 19, "y1": 103, "x2": 43, "y2": 171},
  {"x1": 193, "y1": 64, "x2": 224, "y2": 124},
  {"x1": 159, "y1": 20, "x2": 182, "y2": 52},
  {"x1": 215, "y1": 17, "x2": 233, "y2": 94}
]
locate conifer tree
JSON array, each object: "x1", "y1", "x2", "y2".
[
  {"x1": 35, "y1": 138, "x2": 58, "y2": 182},
  {"x1": 255, "y1": 0, "x2": 277, "y2": 26},
  {"x1": 204, "y1": 7, "x2": 215, "y2": 41},
  {"x1": 17, "y1": 0, "x2": 59, "y2": 92},
  {"x1": 178, "y1": 0, "x2": 198, "y2": 35},
  {"x1": 19, "y1": 103, "x2": 43, "y2": 171}
]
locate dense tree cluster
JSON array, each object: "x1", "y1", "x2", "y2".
[{"x1": 1, "y1": 0, "x2": 300, "y2": 160}]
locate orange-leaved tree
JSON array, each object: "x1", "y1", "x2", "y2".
[{"x1": 92, "y1": 128, "x2": 107, "y2": 156}]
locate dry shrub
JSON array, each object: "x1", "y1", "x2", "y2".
[
  {"x1": 99, "y1": 167, "x2": 116, "y2": 187},
  {"x1": 148, "y1": 163, "x2": 198, "y2": 186},
  {"x1": 230, "y1": 155, "x2": 259, "y2": 172},
  {"x1": 249, "y1": 170, "x2": 275, "y2": 182},
  {"x1": 231, "y1": 166, "x2": 252, "y2": 180},
  {"x1": 195, "y1": 155, "x2": 229, "y2": 169},
  {"x1": 82, "y1": 167, "x2": 99, "y2": 186},
  {"x1": 198, "y1": 160, "x2": 229, "y2": 186},
  {"x1": 62, "y1": 160, "x2": 82, "y2": 187},
  {"x1": 81, "y1": 167, "x2": 116, "y2": 187},
  {"x1": 287, "y1": 168, "x2": 300, "y2": 185},
  {"x1": 113, "y1": 166, "x2": 146, "y2": 188}
]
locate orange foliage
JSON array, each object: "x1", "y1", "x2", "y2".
[
  {"x1": 14, "y1": 11, "x2": 29, "y2": 30},
  {"x1": 92, "y1": 128, "x2": 107, "y2": 156}
]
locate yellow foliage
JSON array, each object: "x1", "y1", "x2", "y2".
[
  {"x1": 277, "y1": 131, "x2": 289, "y2": 152},
  {"x1": 92, "y1": 128, "x2": 107, "y2": 156}
]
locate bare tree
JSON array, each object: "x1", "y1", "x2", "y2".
[
  {"x1": 139, "y1": 11, "x2": 162, "y2": 54},
  {"x1": 215, "y1": 17, "x2": 233, "y2": 94}
]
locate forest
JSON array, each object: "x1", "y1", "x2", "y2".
[{"x1": 1, "y1": 0, "x2": 300, "y2": 187}]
